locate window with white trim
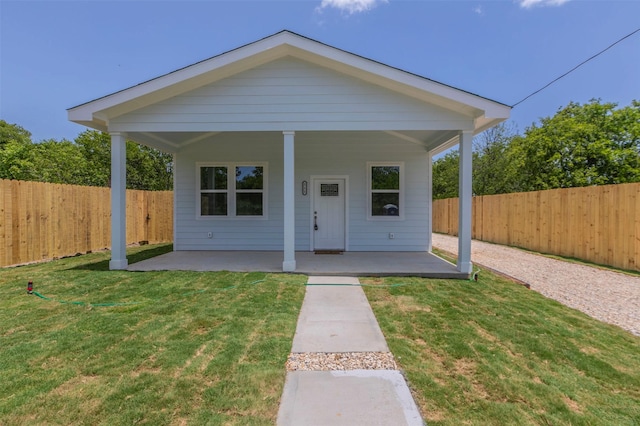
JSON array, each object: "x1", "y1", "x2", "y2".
[
  {"x1": 198, "y1": 163, "x2": 267, "y2": 218},
  {"x1": 368, "y1": 162, "x2": 403, "y2": 219}
]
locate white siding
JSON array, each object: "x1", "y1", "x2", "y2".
[
  {"x1": 110, "y1": 58, "x2": 473, "y2": 133},
  {"x1": 175, "y1": 131, "x2": 429, "y2": 252},
  {"x1": 175, "y1": 132, "x2": 284, "y2": 250}
]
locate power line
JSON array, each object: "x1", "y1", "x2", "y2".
[{"x1": 511, "y1": 27, "x2": 640, "y2": 108}]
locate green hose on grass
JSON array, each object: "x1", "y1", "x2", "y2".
[
  {"x1": 32, "y1": 291, "x2": 143, "y2": 307},
  {"x1": 30, "y1": 279, "x2": 267, "y2": 308}
]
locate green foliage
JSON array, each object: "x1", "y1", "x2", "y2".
[
  {"x1": 432, "y1": 100, "x2": 640, "y2": 199},
  {"x1": 472, "y1": 123, "x2": 520, "y2": 195},
  {"x1": 432, "y1": 150, "x2": 460, "y2": 199},
  {"x1": 126, "y1": 143, "x2": 173, "y2": 191},
  {"x1": 511, "y1": 99, "x2": 640, "y2": 191},
  {"x1": 74, "y1": 129, "x2": 111, "y2": 187},
  {"x1": 0, "y1": 124, "x2": 173, "y2": 190},
  {"x1": 0, "y1": 120, "x2": 32, "y2": 148},
  {"x1": 0, "y1": 139, "x2": 37, "y2": 181},
  {"x1": 432, "y1": 122, "x2": 519, "y2": 200},
  {"x1": 31, "y1": 139, "x2": 93, "y2": 185}
]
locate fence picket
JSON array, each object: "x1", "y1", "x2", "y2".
[
  {"x1": 0, "y1": 180, "x2": 173, "y2": 267},
  {"x1": 433, "y1": 182, "x2": 640, "y2": 272}
]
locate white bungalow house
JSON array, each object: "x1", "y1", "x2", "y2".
[{"x1": 68, "y1": 31, "x2": 510, "y2": 275}]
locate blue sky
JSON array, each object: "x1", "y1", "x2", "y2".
[{"x1": 1, "y1": 0, "x2": 639, "y2": 142}]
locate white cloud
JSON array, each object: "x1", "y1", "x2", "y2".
[
  {"x1": 474, "y1": 5, "x2": 484, "y2": 15},
  {"x1": 518, "y1": 0, "x2": 571, "y2": 8},
  {"x1": 317, "y1": 0, "x2": 388, "y2": 15}
]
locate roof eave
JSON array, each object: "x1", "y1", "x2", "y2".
[{"x1": 67, "y1": 30, "x2": 511, "y2": 132}]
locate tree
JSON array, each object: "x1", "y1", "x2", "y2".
[
  {"x1": 74, "y1": 130, "x2": 173, "y2": 190},
  {"x1": 74, "y1": 130, "x2": 111, "y2": 187},
  {"x1": 0, "y1": 124, "x2": 173, "y2": 190},
  {"x1": 432, "y1": 100, "x2": 640, "y2": 198},
  {"x1": 472, "y1": 122, "x2": 519, "y2": 195},
  {"x1": 0, "y1": 120, "x2": 32, "y2": 148},
  {"x1": 432, "y1": 150, "x2": 460, "y2": 199},
  {"x1": 510, "y1": 99, "x2": 640, "y2": 191},
  {"x1": 126, "y1": 143, "x2": 173, "y2": 191},
  {"x1": 31, "y1": 139, "x2": 92, "y2": 184},
  {"x1": 432, "y1": 122, "x2": 519, "y2": 199},
  {"x1": 0, "y1": 138, "x2": 36, "y2": 181}
]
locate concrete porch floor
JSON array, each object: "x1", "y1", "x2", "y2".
[{"x1": 128, "y1": 250, "x2": 468, "y2": 279}]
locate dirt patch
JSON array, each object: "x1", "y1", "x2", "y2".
[
  {"x1": 454, "y1": 358, "x2": 476, "y2": 376},
  {"x1": 394, "y1": 295, "x2": 432, "y2": 313},
  {"x1": 562, "y1": 396, "x2": 583, "y2": 413},
  {"x1": 425, "y1": 409, "x2": 446, "y2": 422},
  {"x1": 415, "y1": 338, "x2": 428, "y2": 347},
  {"x1": 52, "y1": 375, "x2": 99, "y2": 397}
]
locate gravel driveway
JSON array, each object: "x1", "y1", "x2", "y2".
[{"x1": 432, "y1": 233, "x2": 640, "y2": 337}]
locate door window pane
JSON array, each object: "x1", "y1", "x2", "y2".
[{"x1": 320, "y1": 183, "x2": 339, "y2": 196}]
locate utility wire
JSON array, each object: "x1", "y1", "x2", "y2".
[{"x1": 511, "y1": 27, "x2": 640, "y2": 108}]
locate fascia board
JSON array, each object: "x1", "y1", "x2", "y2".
[{"x1": 429, "y1": 135, "x2": 460, "y2": 157}]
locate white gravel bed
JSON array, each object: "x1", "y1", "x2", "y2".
[
  {"x1": 286, "y1": 352, "x2": 398, "y2": 371},
  {"x1": 432, "y1": 234, "x2": 640, "y2": 336}
]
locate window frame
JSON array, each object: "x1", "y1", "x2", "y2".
[
  {"x1": 367, "y1": 161, "x2": 404, "y2": 221},
  {"x1": 196, "y1": 162, "x2": 268, "y2": 219}
]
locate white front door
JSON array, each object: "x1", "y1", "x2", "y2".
[{"x1": 313, "y1": 179, "x2": 346, "y2": 250}]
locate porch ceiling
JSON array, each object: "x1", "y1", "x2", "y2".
[{"x1": 122, "y1": 129, "x2": 460, "y2": 154}]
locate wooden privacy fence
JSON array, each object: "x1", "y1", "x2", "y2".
[
  {"x1": 0, "y1": 179, "x2": 173, "y2": 267},
  {"x1": 433, "y1": 182, "x2": 640, "y2": 272}
]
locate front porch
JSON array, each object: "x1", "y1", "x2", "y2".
[{"x1": 128, "y1": 251, "x2": 468, "y2": 279}]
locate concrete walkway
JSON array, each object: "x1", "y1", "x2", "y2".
[{"x1": 277, "y1": 276, "x2": 424, "y2": 426}]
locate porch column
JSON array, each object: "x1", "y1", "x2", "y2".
[
  {"x1": 283, "y1": 131, "x2": 296, "y2": 272},
  {"x1": 109, "y1": 132, "x2": 128, "y2": 270},
  {"x1": 426, "y1": 150, "x2": 434, "y2": 252},
  {"x1": 457, "y1": 130, "x2": 473, "y2": 274}
]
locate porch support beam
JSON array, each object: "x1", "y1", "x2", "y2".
[
  {"x1": 426, "y1": 150, "x2": 434, "y2": 252},
  {"x1": 457, "y1": 130, "x2": 473, "y2": 274},
  {"x1": 109, "y1": 132, "x2": 128, "y2": 270},
  {"x1": 283, "y1": 131, "x2": 296, "y2": 272}
]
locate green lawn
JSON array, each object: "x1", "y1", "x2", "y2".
[
  {"x1": 362, "y1": 274, "x2": 640, "y2": 425},
  {"x1": 0, "y1": 244, "x2": 306, "y2": 425},
  {"x1": 2, "y1": 245, "x2": 639, "y2": 425}
]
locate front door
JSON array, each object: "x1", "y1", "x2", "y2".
[{"x1": 313, "y1": 179, "x2": 345, "y2": 250}]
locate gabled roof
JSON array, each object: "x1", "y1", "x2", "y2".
[{"x1": 68, "y1": 30, "x2": 510, "y2": 146}]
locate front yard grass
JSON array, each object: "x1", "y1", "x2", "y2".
[
  {"x1": 362, "y1": 274, "x2": 640, "y2": 425},
  {"x1": 3, "y1": 245, "x2": 639, "y2": 425},
  {"x1": 0, "y1": 244, "x2": 306, "y2": 425}
]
